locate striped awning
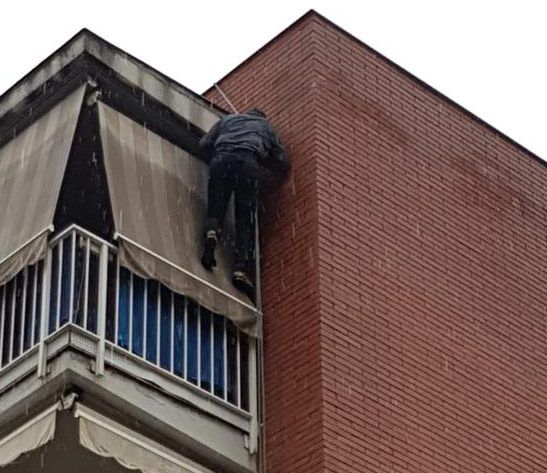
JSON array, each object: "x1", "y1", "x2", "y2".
[
  {"x1": 98, "y1": 103, "x2": 258, "y2": 336},
  {"x1": 0, "y1": 403, "x2": 58, "y2": 467},
  {"x1": 75, "y1": 404, "x2": 213, "y2": 473},
  {"x1": 0, "y1": 87, "x2": 85, "y2": 285},
  {"x1": 0, "y1": 402, "x2": 212, "y2": 472}
]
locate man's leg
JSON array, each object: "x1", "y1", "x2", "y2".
[
  {"x1": 202, "y1": 155, "x2": 233, "y2": 270},
  {"x1": 233, "y1": 158, "x2": 259, "y2": 293}
]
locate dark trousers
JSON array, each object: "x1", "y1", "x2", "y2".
[{"x1": 205, "y1": 151, "x2": 259, "y2": 274}]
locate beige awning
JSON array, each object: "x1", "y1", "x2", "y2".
[
  {"x1": 75, "y1": 404, "x2": 213, "y2": 473},
  {"x1": 98, "y1": 102, "x2": 258, "y2": 336},
  {"x1": 0, "y1": 87, "x2": 85, "y2": 285},
  {"x1": 0, "y1": 403, "x2": 212, "y2": 472},
  {"x1": 0, "y1": 403, "x2": 58, "y2": 467}
]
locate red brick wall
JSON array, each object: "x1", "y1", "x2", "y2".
[
  {"x1": 206, "y1": 11, "x2": 547, "y2": 473},
  {"x1": 207, "y1": 14, "x2": 326, "y2": 473}
]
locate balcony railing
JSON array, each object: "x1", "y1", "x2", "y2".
[
  {"x1": 0, "y1": 225, "x2": 254, "y2": 415},
  {"x1": 0, "y1": 260, "x2": 43, "y2": 368}
]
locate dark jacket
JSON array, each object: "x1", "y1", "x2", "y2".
[{"x1": 199, "y1": 112, "x2": 290, "y2": 174}]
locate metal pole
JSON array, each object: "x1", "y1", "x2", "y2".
[
  {"x1": 248, "y1": 337, "x2": 259, "y2": 454},
  {"x1": 95, "y1": 243, "x2": 109, "y2": 376},
  {"x1": 213, "y1": 83, "x2": 238, "y2": 114},
  {"x1": 37, "y1": 248, "x2": 52, "y2": 378},
  {"x1": 254, "y1": 203, "x2": 267, "y2": 472}
]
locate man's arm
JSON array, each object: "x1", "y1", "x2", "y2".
[
  {"x1": 199, "y1": 119, "x2": 222, "y2": 162},
  {"x1": 267, "y1": 130, "x2": 291, "y2": 176}
]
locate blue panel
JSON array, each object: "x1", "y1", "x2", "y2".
[
  {"x1": 48, "y1": 246, "x2": 59, "y2": 334},
  {"x1": 117, "y1": 267, "x2": 130, "y2": 349},
  {"x1": 173, "y1": 294, "x2": 185, "y2": 377},
  {"x1": 23, "y1": 265, "x2": 35, "y2": 351},
  {"x1": 105, "y1": 259, "x2": 117, "y2": 343},
  {"x1": 60, "y1": 238, "x2": 72, "y2": 326},
  {"x1": 240, "y1": 333, "x2": 249, "y2": 411},
  {"x1": 33, "y1": 261, "x2": 43, "y2": 345},
  {"x1": 227, "y1": 321, "x2": 238, "y2": 405},
  {"x1": 200, "y1": 309, "x2": 211, "y2": 391},
  {"x1": 159, "y1": 285, "x2": 172, "y2": 371},
  {"x1": 72, "y1": 245, "x2": 86, "y2": 327},
  {"x1": 12, "y1": 272, "x2": 24, "y2": 360},
  {"x1": 187, "y1": 300, "x2": 198, "y2": 385},
  {"x1": 132, "y1": 275, "x2": 145, "y2": 356},
  {"x1": 145, "y1": 282, "x2": 158, "y2": 363},
  {"x1": 87, "y1": 252, "x2": 99, "y2": 334},
  {"x1": 213, "y1": 314, "x2": 225, "y2": 397}
]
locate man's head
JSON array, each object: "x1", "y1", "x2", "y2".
[{"x1": 245, "y1": 108, "x2": 267, "y2": 118}]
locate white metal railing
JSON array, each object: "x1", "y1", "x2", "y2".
[
  {"x1": 0, "y1": 260, "x2": 43, "y2": 368},
  {"x1": 1, "y1": 225, "x2": 252, "y2": 413},
  {"x1": 113, "y1": 264, "x2": 250, "y2": 409}
]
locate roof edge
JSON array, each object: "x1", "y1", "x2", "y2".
[{"x1": 0, "y1": 28, "x2": 225, "y2": 131}]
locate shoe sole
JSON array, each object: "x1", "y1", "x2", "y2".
[{"x1": 233, "y1": 271, "x2": 254, "y2": 293}]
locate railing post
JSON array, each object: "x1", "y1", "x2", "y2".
[
  {"x1": 37, "y1": 247, "x2": 52, "y2": 378},
  {"x1": 250, "y1": 203, "x2": 265, "y2": 462},
  {"x1": 248, "y1": 336, "x2": 259, "y2": 454},
  {"x1": 95, "y1": 242, "x2": 109, "y2": 376}
]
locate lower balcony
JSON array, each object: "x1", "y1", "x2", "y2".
[{"x1": 0, "y1": 224, "x2": 258, "y2": 473}]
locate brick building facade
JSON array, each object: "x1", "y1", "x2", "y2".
[{"x1": 206, "y1": 11, "x2": 547, "y2": 473}]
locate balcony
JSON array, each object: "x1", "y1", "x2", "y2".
[
  {"x1": 0, "y1": 38, "x2": 261, "y2": 473},
  {"x1": 0, "y1": 224, "x2": 258, "y2": 471}
]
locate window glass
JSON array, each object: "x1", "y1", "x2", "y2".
[
  {"x1": 87, "y1": 251, "x2": 99, "y2": 334},
  {"x1": 60, "y1": 238, "x2": 72, "y2": 326},
  {"x1": 187, "y1": 300, "x2": 198, "y2": 385},
  {"x1": 105, "y1": 257, "x2": 116, "y2": 342},
  {"x1": 23, "y1": 266, "x2": 35, "y2": 351},
  {"x1": 213, "y1": 313, "x2": 225, "y2": 398},
  {"x1": 117, "y1": 267, "x2": 130, "y2": 349},
  {"x1": 72, "y1": 242, "x2": 86, "y2": 327},
  {"x1": 200, "y1": 308, "x2": 211, "y2": 391},
  {"x1": 132, "y1": 275, "x2": 145, "y2": 356},
  {"x1": 227, "y1": 321, "x2": 238, "y2": 405},
  {"x1": 49, "y1": 246, "x2": 59, "y2": 334},
  {"x1": 173, "y1": 294, "x2": 185, "y2": 377},
  {"x1": 145, "y1": 281, "x2": 158, "y2": 363},
  {"x1": 33, "y1": 260, "x2": 43, "y2": 345},
  {"x1": 159, "y1": 285, "x2": 172, "y2": 370},
  {"x1": 240, "y1": 333, "x2": 249, "y2": 411}
]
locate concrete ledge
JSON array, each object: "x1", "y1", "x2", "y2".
[{"x1": 0, "y1": 347, "x2": 256, "y2": 472}]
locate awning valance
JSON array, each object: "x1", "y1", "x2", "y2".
[
  {"x1": 0, "y1": 403, "x2": 58, "y2": 467},
  {"x1": 0, "y1": 87, "x2": 85, "y2": 285},
  {"x1": 0, "y1": 403, "x2": 212, "y2": 473},
  {"x1": 98, "y1": 102, "x2": 258, "y2": 336},
  {"x1": 75, "y1": 404, "x2": 212, "y2": 473}
]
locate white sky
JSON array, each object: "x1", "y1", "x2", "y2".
[{"x1": 1, "y1": 0, "x2": 546, "y2": 158}]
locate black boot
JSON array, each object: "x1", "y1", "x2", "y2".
[
  {"x1": 232, "y1": 267, "x2": 254, "y2": 295},
  {"x1": 201, "y1": 230, "x2": 218, "y2": 270}
]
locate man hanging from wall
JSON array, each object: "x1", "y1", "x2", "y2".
[{"x1": 199, "y1": 109, "x2": 290, "y2": 295}]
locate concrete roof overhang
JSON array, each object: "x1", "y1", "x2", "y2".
[{"x1": 0, "y1": 29, "x2": 225, "y2": 156}]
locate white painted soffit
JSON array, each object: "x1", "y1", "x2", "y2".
[
  {"x1": 75, "y1": 403, "x2": 213, "y2": 473},
  {"x1": 0, "y1": 30, "x2": 221, "y2": 132}
]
